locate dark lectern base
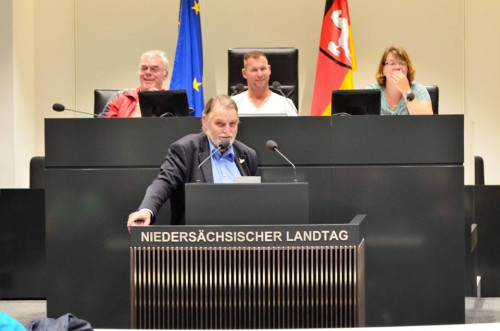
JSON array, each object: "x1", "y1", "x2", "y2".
[{"x1": 130, "y1": 216, "x2": 365, "y2": 329}]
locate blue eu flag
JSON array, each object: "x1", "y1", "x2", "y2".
[{"x1": 170, "y1": 0, "x2": 204, "y2": 117}]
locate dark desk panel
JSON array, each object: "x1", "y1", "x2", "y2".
[
  {"x1": 44, "y1": 116, "x2": 464, "y2": 328},
  {"x1": 330, "y1": 115, "x2": 463, "y2": 165},
  {"x1": 44, "y1": 117, "x2": 201, "y2": 168},
  {"x1": 260, "y1": 166, "x2": 334, "y2": 222},
  {"x1": 261, "y1": 165, "x2": 465, "y2": 326},
  {"x1": 44, "y1": 168, "x2": 171, "y2": 328},
  {"x1": 331, "y1": 165, "x2": 464, "y2": 325},
  {"x1": 185, "y1": 182, "x2": 309, "y2": 225},
  {"x1": 238, "y1": 116, "x2": 334, "y2": 165},
  {"x1": 465, "y1": 185, "x2": 478, "y2": 297},
  {"x1": 475, "y1": 185, "x2": 500, "y2": 296},
  {"x1": 0, "y1": 189, "x2": 45, "y2": 299},
  {"x1": 45, "y1": 116, "x2": 463, "y2": 168}
]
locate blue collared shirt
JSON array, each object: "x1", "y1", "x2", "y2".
[{"x1": 208, "y1": 140, "x2": 241, "y2": 183}]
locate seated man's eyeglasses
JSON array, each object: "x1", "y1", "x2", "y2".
[{"x1": 140, "y1": 66, "x2": 164, "y2": 73}]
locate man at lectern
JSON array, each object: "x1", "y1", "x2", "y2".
[
  {"x1": 127, "y1": 95, "x2": 259, "y2": 232},
  {"x1": 99, "y1": 49, "x2": 170, "y2": 117}
]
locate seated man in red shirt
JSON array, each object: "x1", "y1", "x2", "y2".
[{"x1": 100, "y1": 50, "x2": 169, "y2": 117}]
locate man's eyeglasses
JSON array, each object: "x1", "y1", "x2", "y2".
[
  {"x1": 140, "y1": 66, "x2": 165, "y2": 73},
  {"x1": 385, "y1": 62, "x2": 407, "y2": 68}
]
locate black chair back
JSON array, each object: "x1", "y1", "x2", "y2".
[
  {"x1": 94, "y1": 89, "x2": 121, "y2": 115},
  {"x1": 228, "y1": 47, "x2": 299, "y2": 108},
  {"x1": 475, "y1": 156, "x2": 485, "y2": 185},
  {"x1": 424, "y1": 85, "x2": 439, "y2": 114},
  {"x1": 30, "y1": 156, "x2": 45, "y2": 188}
]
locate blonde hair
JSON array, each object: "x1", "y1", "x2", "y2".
[{"x1": 243, "y1": 50, "x2": 268, "y2": 69}]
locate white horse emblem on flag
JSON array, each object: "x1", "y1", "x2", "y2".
[{"x1": 327, "y1": 9, "x2": 351, "y2": 64}]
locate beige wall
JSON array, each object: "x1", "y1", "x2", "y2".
[
  {"x1": 4, "y1": 0, "x2": 500, "y2": 186},
  {"x1": 465, "y1": 1, "x2": 500, "y2": 184},
  {"x1": 13, "y1": 0, "x2": 36, "y2": 187},
  {"x1": 1, "y1": 0, "x2": 15, "y2": 187}
]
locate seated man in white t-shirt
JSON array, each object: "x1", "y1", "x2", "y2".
[{"x1": 231, "y1": 50, "x2": 298, "y2": 116}]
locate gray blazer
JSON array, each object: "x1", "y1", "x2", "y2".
[{"x1": 138, "y1": 132, "x2": 259, "y2": 224}]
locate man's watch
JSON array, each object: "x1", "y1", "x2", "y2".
[{"x1": 404, "y1": 90, "x2": 415, "y2": 102}]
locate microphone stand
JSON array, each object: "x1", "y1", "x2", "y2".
[{"x1": 271, "y1": 81, "x2": 298, "y2": 114}]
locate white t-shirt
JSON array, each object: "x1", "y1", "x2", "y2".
[{"x1": 231, "y1": 91, "x2": 298, "y2": 116}]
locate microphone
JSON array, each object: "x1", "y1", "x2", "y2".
[
  {"x1": 52, "y1": 103, "x2": 99, "y2": 117},
  {"x1": 266, "y1": 140, "x2": 297, "y2": 182},
  {"x1": 271, "y1": 81, "x2": 298, "y2": 114},
  {"x1": 230, "y1": 83, "x2": 245, "y2": 96},
  {"x1": 196, "y1": 139, "x2": 231, "y2": 182}
]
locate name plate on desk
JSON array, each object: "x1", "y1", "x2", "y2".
[
  {"x1": 130, "y1": 219, "x2": 364, "y2": 247},
  {"x1": 185, "y1": 182, "x2": 309, "y2": 225}
]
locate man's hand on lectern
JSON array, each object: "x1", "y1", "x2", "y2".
[{"x1": 127, "y1": 209, "x2": 152, "y2": 233}]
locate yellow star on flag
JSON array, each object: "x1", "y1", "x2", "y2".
[
  {"x1": 191, "y1": 1, "x2": 200, "y2": 15},
  {"x1": 193, "y1": 77, "x2": 202, "y2": 92}
]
